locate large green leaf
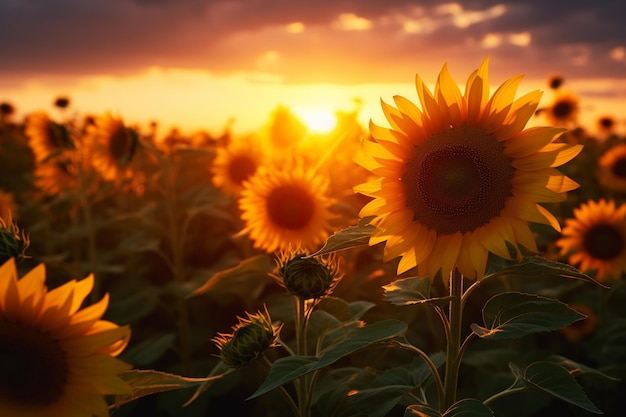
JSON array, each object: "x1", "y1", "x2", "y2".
[
  {"x1": 406, "y1": 399, "x2": 493, "y2": 417},
  {"x1": 248, "y1": 319, "x2": 408, "y2": 399},
  {"x1": 548, "y1": 355, "x2": 620, "y2": 381},
  {"x1": 485, "y1": 256, "x2": 606, "y2": 287},
  {"x1": 309, "y1": 216, "x2": 375, "y2": 257},
  {"x1": 511, "y1": 361, "x2": 603, "y2": 414},
  {"x1": 471, "y1": 292, "x2": 586, "y2": 339},
  {"x1": 344, "y1": 353, "x2": 446, "y2": 417},
  {"x1": 346, "y1": 384, "x2": 415, "y2": 417},
  {"x1": 111, "y1": 369, "x2": 223, "y2": 409},
  {"x1": 383, "y1": 276, "x2": 452, "y2": 306}
]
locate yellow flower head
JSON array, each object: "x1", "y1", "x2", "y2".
[
  {"x1": 211, "y1": 135, "x2": 264, "y2": 196},
  {"x1": 355, "y1": 58, "x2": 581, "y2": 281},
  {"x1": 0, "y1": 258, "x2": 132, "y2": 417},
  {"x1": 85, "y1": 113, "x2": 139, "y2": 182},
  {"x1": 239, "y1": 163, "x2": 335, "y2": 253},
  {"x1": 25, "y1": 111, "x2": 74, "y2": 162},
  {"x1": 557, "y1": 199, "x2": 626, "y2": 282},
  {"x1": 598, "y1": 143, "x2": 626, "y2": 192}
]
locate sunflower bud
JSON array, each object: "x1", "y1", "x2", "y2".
[
  {"x1": 213, "y1": 306, "x2": 280, "y2": 368},
  {"x1": 276, "y1": 250, "x2": 341, "y2": 300},
  {"x1": 0, "y1": 214, "x2": 30, "y2": 264}
]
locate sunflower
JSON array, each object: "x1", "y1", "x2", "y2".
[
  {"x1": 598, "y1": 143, "x2": 626, "y2": 192},
  {"x1": 239, "y1": 162, "x2": 335, "y2": 253},
  {"x1": 556, "y1": 199, "x2": 626, "y2": 282},
  {"x1": 211, "y1": 135, "x2": 264, "y2": 196},
  {"x1": 24, "y1": 111, "x2": 73, "y2": 162},
  {"x1": 543, "y1": 90, "x2": 580, "y2": 127},
  {"x1": 0, "y1": 258, "x2": 132, "y2": 417},
  {"x1": 354, "y1": 58, "x2": 582, "y2": 281},
  {"x1": 85, "y1": 113, "x2": 139, "y2": 182}
]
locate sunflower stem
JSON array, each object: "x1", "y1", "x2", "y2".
[
  {"x1": 443, "y1": 268, "x2": 464, "y2": 410},
  {"x1": 293, "y1": 296, "x2": 311, "y2": 417}
]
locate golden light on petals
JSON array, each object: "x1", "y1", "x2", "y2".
[
  {"x1": 238, "y1": 164, "x2": 335, "y2": 253},
  {"x1": 0, "y1": 258, "x2": 132, "y2": 417},
  {"x1": 556, "y1": 199, "x2": 626, "y2": 282},
  {"x1": 355, "y1": 58, "x2": 581, "y2": 282}
]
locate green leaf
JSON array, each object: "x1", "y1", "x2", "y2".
[
  {"x1": 405, "y1": 399, "x2": 494, "y2": 417},
  {"x1": 512, "y1": 361, "x2": 603, "y2": 414},
  {"x1": 309, "y1": 216, "x2": 376, "y2": 257},
  {"x1": 345, "y1": 354, "x2": 446, "y2": 417},
  {"x1": 188, "y1": 254, "x2": 273, "y2": 297},
  {"x1": 405, "y1": 403, "x2": 441, "y2": 416},
  {"x1": 248, "y1": 319, "x2": 408, "y2": 400},
  {"x1": 443, "y1": 399, "x2": 494, "y2": 417},
  {"x1": 471, "y1": 292, "x2": 586, "y2": 340},
  {"x1": 347, "y1": 385, "x2": 415, "y2": 417},
  {"x1": 383, "y1": 276, "x2": 452, "y2": 306},
  {"x1": 486, "y1": 256, "x2": 606, "y2": 288},
  {"x1": 111, "y1": 369, "x2": 222, "y2": 409},
  {"x1": 549, "y1": 355, "x2": 620, "y2": 381}
]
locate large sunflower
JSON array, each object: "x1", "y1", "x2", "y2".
[
  {"x1": 355, "y1": 58, "x2": 582, "y2": 281},
  {"x1": 239, "y1": 163, "x2": 335, "y2": 253},
  {"x1": 0, "y1": 258, "x2": 132, "y2": 417},
  {"x1": 597, "y1": 143, "x2": 626, "y2": 192},
  {"x1": 211, "y1": 135, "x2": 264, "y2": 196},
  {"x1": 556, "y1": 199, "x2": 626, "y2": 282},
  {"x1": 85, "y1": 113, "x2": 138, "y2": 182}
]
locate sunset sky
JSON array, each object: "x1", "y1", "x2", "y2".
[{"x1": 2, "y1": 0, "x2": 625, "y2": 136}]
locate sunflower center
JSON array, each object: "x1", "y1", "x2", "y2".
[
  {"x1": 583, "y1": 223, "x2": 625, "y2": 260},
  {"x1": 0, "y1": 319, "x2": 68, "y2": 406},
  {"x1": 611, "y1": 157, "x2": 626, "y2": 179},
  {"x1": 552, "y1": 100, "x2": 574, "y2": 119},
  {"x1": 266, "y1": 185, "x2": 315, "y2": 230},
  {"x1": 227, "y1": 155, "x2": 258, "y2": 185},
  {"x1": 402, "y1": 127, "x2": 515, "y2": 234}
]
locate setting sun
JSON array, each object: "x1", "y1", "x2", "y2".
[{"x1": 293, "y1": 107, "x2": 338, "y2": 134}]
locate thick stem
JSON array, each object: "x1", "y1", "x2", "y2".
[{"x1": 442, "y1": 268, "x2": 463, "y2": 410}]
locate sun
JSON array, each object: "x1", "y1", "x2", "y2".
[{"x1": 293, "y1": 107, "x2": 337, "y2": 134}]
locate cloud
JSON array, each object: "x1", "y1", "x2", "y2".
[{"x1": 0, "y1": 0, "x2": 625, "y2": 83}]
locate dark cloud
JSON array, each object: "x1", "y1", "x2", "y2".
[{"x1": 0, "y1": 0, "x2": 624, "y2": 83}]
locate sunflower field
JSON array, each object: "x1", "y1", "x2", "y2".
[{"x1": 0, "y1": 59, "x2": 625, "y2": 417}]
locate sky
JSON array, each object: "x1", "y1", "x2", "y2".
[{"x1": 1, "y1": 0, "x2": 626, "y2": 136}]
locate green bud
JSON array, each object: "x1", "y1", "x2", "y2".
[
  {"x1": 277, "y1": 250, "x2": 341, "y2": 300},
  {"x1": 213, "y1": 306, "x2": 280, "y2": 368}
]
